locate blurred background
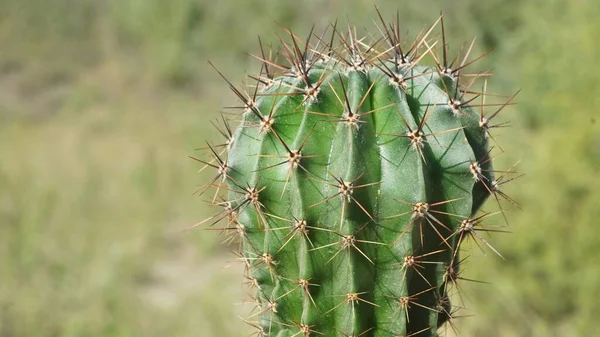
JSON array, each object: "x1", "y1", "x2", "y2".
[{"x1": 1, "y1": 0, "x2": 599, "y2": 336}]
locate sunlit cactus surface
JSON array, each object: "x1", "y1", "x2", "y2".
[{"x1": 193, "y1": 9, "x2": 520, "y2": 337}]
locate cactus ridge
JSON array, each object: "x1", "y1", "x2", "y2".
[{"x1": 194, "y1": 9, "x2": 520, "y2": 337}]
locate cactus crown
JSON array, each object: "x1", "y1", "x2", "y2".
[{"x1": 194, "y1": 8, "x2": 519, "y2": 337}]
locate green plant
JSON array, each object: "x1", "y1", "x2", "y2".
[{"x1": 195, "y1": 9, "x2": 518, "y2": 337}]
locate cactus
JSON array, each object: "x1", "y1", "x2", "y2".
[{"x1": 193, "y1": 9, "x2": 519, "y2": 337}]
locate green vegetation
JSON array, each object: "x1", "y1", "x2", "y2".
[
  {"x1": 0, "y1": 0, "x2": 598, "y2": 336},
  {"x1": 207, "y1": 18, "x2": 501, "y2": 335}
]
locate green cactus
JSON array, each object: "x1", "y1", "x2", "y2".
[{"x1": 194, "y1": 10, "x2": 518, "y2": 337}]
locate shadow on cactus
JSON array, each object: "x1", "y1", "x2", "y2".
[{"x1": 192, "y1": 8, "x2": 521, "y2": 337}]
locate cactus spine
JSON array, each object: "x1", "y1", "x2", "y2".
[{"x1": 194, "y1": 9, "x2": 519, "y2": 337}]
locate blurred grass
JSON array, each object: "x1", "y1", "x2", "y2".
[{"x1": 0, "y1": 0, "x2": 598, "y2": 336}]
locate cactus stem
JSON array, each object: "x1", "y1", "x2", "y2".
[{"x1": 196, "y1": 9, "x2": 523, "y2": 335}]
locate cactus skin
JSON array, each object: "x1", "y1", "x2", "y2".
[{"x1": 197, "y1": 11, "x2": 516, "y2": 337}]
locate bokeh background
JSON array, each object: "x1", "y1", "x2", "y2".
[{"x1": 1, "y1": 0, "x2": 599, "y2": 336}]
